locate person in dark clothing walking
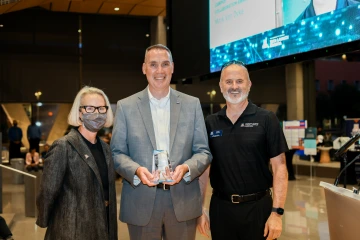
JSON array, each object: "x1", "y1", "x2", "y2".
[
  {"x1": 8, "y1": 120, "x2": 23, "y2": 160},
  {"x1": 27, "y1": 119, "x2": 41, "y2": 153}
]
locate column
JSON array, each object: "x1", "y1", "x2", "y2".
[
  {"x1": 150, "y1": 16, "x2": 167, "y2": 46},
  {"x1": 303, "y1": 61, "x2": 317, "y2": 127},
  {"x1": 286, "y1": 63, "x2": 304, "y2": 121}
]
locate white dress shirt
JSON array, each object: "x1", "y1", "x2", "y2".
[
  {"x1": 149, "y1": 87, "x2": 171, "y2": 153},
  {"x1": 134, "y1": 87, "x2": 190, "y2": 185}
]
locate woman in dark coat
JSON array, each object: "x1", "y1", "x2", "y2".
[{"x1": 36, "y1": 86, "x2": 118, "y2": 240}]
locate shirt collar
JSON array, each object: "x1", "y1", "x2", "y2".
[
  {"x1": 218, "y1": 100, "x2": 257, "y2": 118},
  {"x1": 147, "y1": 86, "x2": 171, "y2": 102}
]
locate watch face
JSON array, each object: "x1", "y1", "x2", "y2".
[
  {"x1": 277, "y1": 208, "x2": 284, "y2": 215},
  {"x1": 272, "y1": 207, "x2": 284, "y2": 215}
]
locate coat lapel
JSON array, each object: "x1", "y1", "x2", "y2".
[
  {"x1": 65, "y1": 129, "x2": 103, "y2": 190},
  {"x1": 137, "y1": 89, "x2": 157, "y2": 150},
  {"x1": 169, "y1": 89, "x2": 181, "y2": 154}
]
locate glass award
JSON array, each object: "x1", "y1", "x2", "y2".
[{"x1": 151, "y1": 150, "x2": 173, "y2": 184}]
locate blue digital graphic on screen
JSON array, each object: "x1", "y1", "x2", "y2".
[
  {"x1": 283, "y1": 0, "x2": 310, "y2": 25},
  {"x1": 210, "y1": 3, "x2": 360, "y2": 73}
]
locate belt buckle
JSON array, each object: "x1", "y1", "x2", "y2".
[
  {"x1": 231, "y1": 194, "x2": 240, "y2": 203},
  {"x1": 163, "y1": 184, "x2": 169, "y2": 191}
]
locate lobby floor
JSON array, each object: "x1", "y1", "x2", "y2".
[{"x1": 2, "y1": 172, "x2": 358, "y2": 240}]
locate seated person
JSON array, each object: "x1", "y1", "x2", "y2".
[
  {"x1": 41, "y1": 143, "x2": 50, "y2": 159},
  {"x1": 25, "y1": 148, "x2": 40, "y2": 172}
]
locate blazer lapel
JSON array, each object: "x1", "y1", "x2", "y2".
[
  {"x1": 169, "y1": 89, "x2": 181, "y2": 154},
  {"x1": 137, "y1": 89, "x2": 157, "y2": 150},
  {"x1": 66, "y1": 129, "x2": 103, "y2": 189}
]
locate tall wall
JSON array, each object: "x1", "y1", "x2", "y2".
[{"x1": 0, "y1": 8, "x2": 151, "y2": 103}]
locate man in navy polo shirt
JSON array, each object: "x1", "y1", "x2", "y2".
[{"x1": 199, "y1": 61, "x2": 288, "y2": 240}]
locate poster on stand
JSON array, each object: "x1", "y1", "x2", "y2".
[{"x1": 283, "y1": 120, "x2": 307, "y2": 150}]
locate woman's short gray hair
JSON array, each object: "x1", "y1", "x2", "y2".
[{"x1": 68, "y1": 86, "x2": 113, "y2": 127}]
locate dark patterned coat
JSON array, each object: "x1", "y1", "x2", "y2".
[{"x1": 36, "y1": 129, "x2": 118, "y2": 240}]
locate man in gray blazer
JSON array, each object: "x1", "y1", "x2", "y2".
[{"x1": 111, "y1": 44, "x2": 212, "y2": 240}]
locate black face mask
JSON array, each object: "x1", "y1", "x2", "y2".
[{"x1": 80, "y1": 113, "x2": 107, "y2": 132}]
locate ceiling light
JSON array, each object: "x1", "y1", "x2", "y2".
[
  {"x1": 0, "y1": 24, "x2": 3, "y2": 28},
  {"x1": 34, "y1": 91, "x2": 42, "y2": 100},
  {"x1": 114, "y1": 7, "x2": 120, "y2": 11},
  {"x1": 146, "y1": 34, "x2": 150, "y2": 37}
]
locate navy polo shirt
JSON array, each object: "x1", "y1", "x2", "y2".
[{"x1": 205, "y1": 102, "x2": 288, "y2": 195}]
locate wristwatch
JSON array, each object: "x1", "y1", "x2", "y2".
[{"x1": 272, "y1": 207, "x2": 284, "y2": 215}]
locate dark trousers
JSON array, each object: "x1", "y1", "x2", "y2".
[
  {"x1": 26, "y1": 165, "x2": 39, "y2": 172},
  {"x1": 9, "y1": 141, "x2": 21, "y2": 160},
  {"x1": 210, "y1": 192, "x2": 272, "y2": 240},
  {"x1": 29, "y1": 138, "x2": 40, "y2": 152},
  {"x1": 285, "y1": 149, "x2": 296, "y2": 180},
  {"x1": 0, "y1": 216, "x2": 12, "y2": 238}
]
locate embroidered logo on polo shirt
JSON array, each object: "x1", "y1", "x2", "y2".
[
  {"x1": 210, "y1": 130, "x2": 223, "y2": 138},
  {"x1": 241, "y1": 123, "x2": 259, "y2": 127}
]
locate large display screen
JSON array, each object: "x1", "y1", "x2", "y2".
[{"x1": 210, "y1": 0, "x2": 360, "y2": 72}]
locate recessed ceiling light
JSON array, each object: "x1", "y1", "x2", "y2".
[
  {"x1": 145, "y1": 34, "x2": 150, "y2": 37},
  {"x1": 0, "y1": 24, "x2": 3, "y2": 28},
  {"x1": 114, "y1": 7, "x2": 120, "y2": 11}
]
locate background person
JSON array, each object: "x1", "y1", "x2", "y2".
[
  {"x1": 296, "y1": 0, "x2": 358, "y2": 22},
  {"x1": 25, "y1": 148, "x2": 40, "y2": 171},
  {"x1": 8, "y1": 120, "x2": 23, "y2": 160},
  {"x1": 27, "y1": 118, "x2": 41, "y2": 153}
]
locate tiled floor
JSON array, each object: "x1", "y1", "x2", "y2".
[{"x1": 2, "y1": 169, "x2": 359, "y2": 240}]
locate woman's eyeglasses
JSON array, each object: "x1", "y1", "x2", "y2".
[{"x1": 79, "y1": 106, "x2": 109, "y2": 114}]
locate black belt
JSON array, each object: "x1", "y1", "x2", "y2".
[
  {"x1": 157, "y1": 183, "x2": 170, "y2": 190},
  {"x1": 213, "y1": 189, "x2": 271, "y2": 204}
]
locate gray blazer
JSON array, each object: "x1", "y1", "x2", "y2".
[
  {"x1": 36, "y1": 129, "x2": 118, "y2": 240},
  {"x1": 111, "y1": 88, "x2": 212, "y2": 226}
]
